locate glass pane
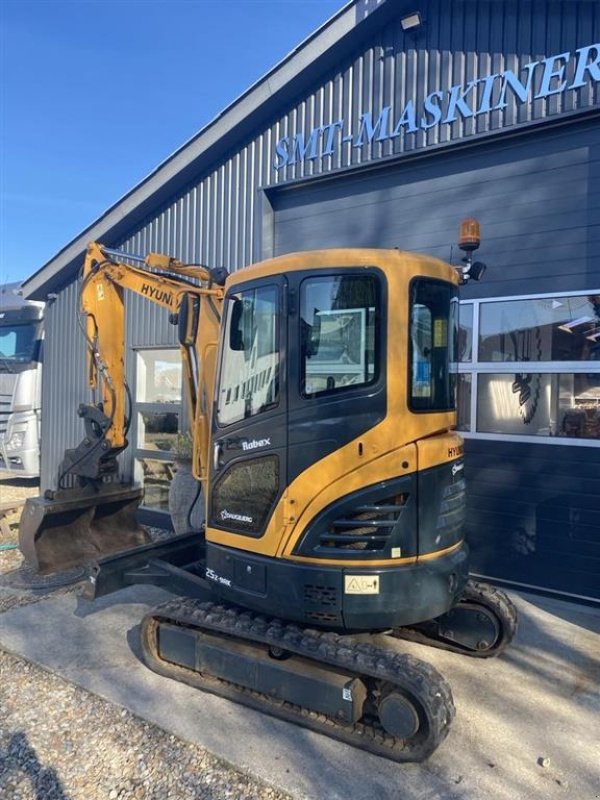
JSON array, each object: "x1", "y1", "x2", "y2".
[
  {"x1": 301, "y1": 275, "x2": 378, "y2": 397},
  {"x1": 211, "y1": 455, "x2": 279, "y2": 535},
  {"x1": 477, "y1": 372, "x2": 600, "y2": 439},
  {"x1": 457, "y1": 374, "x2": 472, "y2": 431},
  {"x1": 458, "y1": 303, "x2": 473, "y2": 362},
  {"x1": 409, "y1": 280, "x2": 458, "y2": 411},
  {"x1": 137, "y1": 457, "x2": 174, "y2": 509},
  {"x1": 479, "y1": 294, "x2": 600, "y2": 362},
  {"x1": 138, "y1": 411, "x2": 179, "y2": 452},
  {"x1": 136, "y1": 350, "x2": 182, "y2": 403},
  {"x1": 217, "y1": 285, "x2": 279, "y2": 426},
  {"x1": 0, "y1": 322, "x2": 41, "y2": 366}
]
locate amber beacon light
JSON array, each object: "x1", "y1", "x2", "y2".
[
  {"x1": 457, "y1": 218, "x2": 486, "y2": 282},
  {"x1": 459, "y1": 218, "x2": 481, "y2": 253}
]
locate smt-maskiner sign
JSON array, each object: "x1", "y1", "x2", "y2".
[{"x1": 273, "y1": 43, "x2": 600, "y2": 170}]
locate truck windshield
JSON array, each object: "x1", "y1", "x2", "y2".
[
  {"x1": 217, "y1": 285, "x2": 279, "y2": 426},
  {"x1": 409, "y1": 279, "x2": 458, "y2": 412},
  {"x1": 0, "y1": 323, "x2": 41, "y2": 372}
]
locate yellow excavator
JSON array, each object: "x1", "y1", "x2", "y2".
[{"x1": 19, "y1": 222, "x2": 516, "y2": 762}]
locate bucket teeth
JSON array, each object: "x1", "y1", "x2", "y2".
[{"x1": 18, "y1": 485, "x2": 149, "y2": 575}]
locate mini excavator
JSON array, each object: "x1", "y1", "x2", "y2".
[{"x1": 19, "y1": 222, "x2": 516, "y2": 762}]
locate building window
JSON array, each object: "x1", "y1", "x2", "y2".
[
  {"x1": 458, "y1": 292, "x2": 600, "y2": 445},
  {"x1": 133, "y1": 348, "x2": 183, "y2": 510}
]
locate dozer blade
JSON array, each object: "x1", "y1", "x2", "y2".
[{"x1": 19, "y1": 485, "x2": 150, "y2": 575}]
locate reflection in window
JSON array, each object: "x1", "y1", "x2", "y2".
[
  {"x1": 457, "y1": 374, "x2": 471, "y2": 431},
  {"x1": 136, "y1": 350, "x2": 182, "y2": 403},
  {"x1": 301, "y1": 275, "x2": 378, "y2": 397},
  {"x1": 136, "y1": 457, "x2": 175, "y2": 510},
  {"x1": 477, "y1": 373, "x2": 600, "y2": 439},
  {"x1": 218, "y1": 285, "x2": 279, "y2": 426},
  {"x1": 138, "y1": 411, "x2": 179, "y2": 451},
  {"x1": 478, "y1": 295, "x2": 600, "y2": 362},
  {"x1": 458, "y1": 304, "x2": 473, "y2": 362},
  {"x1": 0, "y1": 322, "x2": 41, "y2": 367},
  {"x1": 410, "y1": 280, "x2": 458, "y2": 411}
]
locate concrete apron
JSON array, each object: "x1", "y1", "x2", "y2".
[{"x1": 0, "y1": 585, "x2": 598, "y2": 800}]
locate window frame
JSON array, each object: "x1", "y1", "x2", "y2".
[
  {"x1": 458, "y1": 288, "x2": 600, "y2": 447},
  {"x1": 132, "y1": 346, "x2": 184, "y2": 511}
]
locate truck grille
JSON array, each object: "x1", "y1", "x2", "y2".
[{"x1": 0, "y1": 394, "x2": 11, "y2": 437}]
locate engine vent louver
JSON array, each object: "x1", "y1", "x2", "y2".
[
  {"x1": 318, "y1": 494, "x2": 408, "y2": 553},
  {"x1": 303, "y1": 584, "x2": 338, "y2": 607}
]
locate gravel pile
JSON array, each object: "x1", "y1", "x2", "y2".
[
  {"x1": 0, "y1": 651, "x2": 292, "y2": 800},
  {"x1": 0, "y1": 478, "x2": 294, "y2": 800}
]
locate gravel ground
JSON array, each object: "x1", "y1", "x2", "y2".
[{"x1": 0, "y1": 478, "x2": 294, "y2": 800}]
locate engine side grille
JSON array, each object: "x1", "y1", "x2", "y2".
[{"x1": 318, "y1": 494, "x2": 408, "y2": 554}]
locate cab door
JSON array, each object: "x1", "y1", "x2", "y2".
[{"x1": 207, "y1": 276, "x2": 287, "y2": 539}]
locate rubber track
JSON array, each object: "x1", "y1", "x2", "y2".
[
  {"x1": 140, "y1": 598, "x2": 456, "y2": 763},
  {"x1": 392, "y1": 579, "x2": 518, "y2": 658}
]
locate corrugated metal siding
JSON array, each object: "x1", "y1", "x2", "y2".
[
  {"x1": 40, "y1": 281, "x2": 89, "y2": 492},
  {"x1": 272, "y1": 0, "x2": 598, "y2": 180}
]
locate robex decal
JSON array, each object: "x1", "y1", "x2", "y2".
[
  {"x1": 273, "y1": 43, "x2": 600, "y2": 170},
  {"x1": 242, "y1": 437, "x2": 271, "y2": 452}
]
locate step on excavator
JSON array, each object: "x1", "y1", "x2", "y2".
[{"x1": 19, "y1": 221, "x2": 517, "y2": 762}]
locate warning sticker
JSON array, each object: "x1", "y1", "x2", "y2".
[{"x1": 344, "y1": 575, "x2": 380, "y2": 595}]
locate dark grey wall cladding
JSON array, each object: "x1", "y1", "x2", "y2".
[
  {"x1": 465, "y1": 439, "x2": 600, "y2": 599},
  {"x1": 271, "y1": 116, "x2": 600, "y2": 295},
  {"x1": 40, "y1": 281, "x2": 89, "y2": 492}
]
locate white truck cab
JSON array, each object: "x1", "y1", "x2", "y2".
[{"x1": 0, "y1": 283, "x2": 44, "y2": 477}]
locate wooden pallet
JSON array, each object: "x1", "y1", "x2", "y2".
[{"x1": 0, "y1": 499, "x2": 25, "y2": 538}]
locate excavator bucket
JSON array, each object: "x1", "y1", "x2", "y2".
[{"x1": 19, "y1": 485, "x2": 150, "y2": 575}]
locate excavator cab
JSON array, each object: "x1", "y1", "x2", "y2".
[{"x1": 199, "y1": 251, "x2": 469, "y2": 630}]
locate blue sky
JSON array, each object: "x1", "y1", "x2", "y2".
[{"x1": 0, "y1": 0, "x2": 344, "y2": 284}]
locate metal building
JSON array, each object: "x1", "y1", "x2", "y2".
[{"x1": 22, "y1": 0, "x2": 600, "y2": 602}]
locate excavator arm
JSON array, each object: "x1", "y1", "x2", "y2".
[
  {"x1": 77, "y1": 241, "x2": 224, "y2": 481},
  {"x1": 19, "y1": 242, "x2": 225, "y2": 574}
]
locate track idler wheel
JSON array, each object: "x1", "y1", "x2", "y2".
[
  {"x1": 391, "y1": 579, "x2": 518, "y2": 658},
  {"x1": 377, "y1": 684, "x2": 421, "y2": 739}
]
